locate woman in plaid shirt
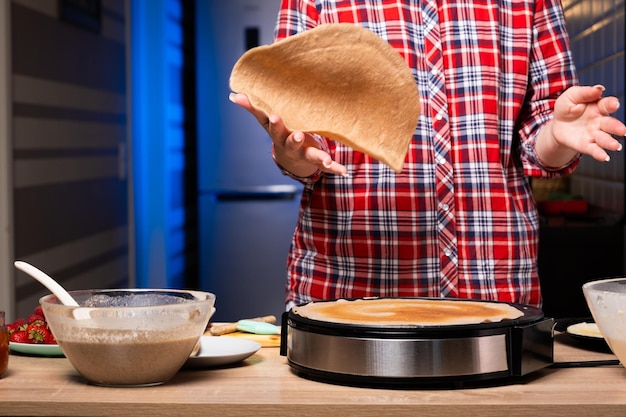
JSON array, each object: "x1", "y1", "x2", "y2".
[{"x1": 231, "y1": 0, "x2": 626, "y2": 309}]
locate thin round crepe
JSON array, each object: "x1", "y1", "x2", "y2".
[
  {"x1": 229, "y1": 23, "x2": 421, "y2": 173},
  {"x1": 566, "y1": 322, "x2": 603, "y2": 339},
  {"x1": 292, "y1": 298, "x2": 524, "y2": 327}
]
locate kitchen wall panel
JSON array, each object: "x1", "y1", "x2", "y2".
[
  {"x1": 9, "y1": 0, "x2": 129, "y2": 320},
  {"x1": 563, "y1": 0, "x2": 625, "y2": 213},
  {"x1": 538, "y1": 0, "x2": 625, "y2": 318}
]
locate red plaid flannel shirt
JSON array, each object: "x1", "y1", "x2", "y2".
[{"x1": 274, "y1": 0, "x2": 578, "y2": 307}]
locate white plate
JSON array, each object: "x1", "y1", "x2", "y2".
[
  {"x1": 184, "y1": 336, "x2": 261, "y2": 368},
  {"x1": 9, "y1": 342, "x2": 64, "y2": 357}
]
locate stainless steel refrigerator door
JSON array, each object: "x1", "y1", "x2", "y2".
[
  {"x1": 199, "y1": 185, "x2": 301, "y2": 323},
  {"x1": 196, "y1": 0, "x2": 284, "y2": 190},
  {"x1": 197, "y1": 0, "x2": 298, "y2": 323}
]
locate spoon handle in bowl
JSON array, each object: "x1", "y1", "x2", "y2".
[{"x1": 14, "y1": 261, "x2": 79, "y2": 307}]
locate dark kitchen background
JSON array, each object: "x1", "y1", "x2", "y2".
[{"x1": 0, "y1": 0, "x2": 623, "y2": 322}]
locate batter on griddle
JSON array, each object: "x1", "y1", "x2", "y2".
[{"x1": 293, "y1": 298, "x2": 523, "y2": 326}]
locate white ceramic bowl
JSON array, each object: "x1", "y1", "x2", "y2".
[
  {"x1": 41, "y1": 289, "x2": 215, "y2": 387},
  {"x1": 583, "y1": 278, "x2": 626, "y2": 364}
]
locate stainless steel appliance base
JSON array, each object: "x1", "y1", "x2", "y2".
[{"x1": 280, "y1": 298, "x2": 554, "y2": 388}]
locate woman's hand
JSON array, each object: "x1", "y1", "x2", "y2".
[
  {"x1": 536, "y1": 85, "x2": 626, "y2": 167},
  {"x1": 229, "y1": 93, "x2": 348, "y2": 177}
]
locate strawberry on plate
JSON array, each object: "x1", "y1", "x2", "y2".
[
  {"x1": 11, "y1": 318, "x2": 27, "y2": 332},
  {"x1": 8, "y1": 305, "x2": 62, "y2": 356},
  {"x1": 10, "y1": 331, "x2": 30, "y2": 344},
  {"x1": 26, "y1": 323, "x2": 50, "y2": 344},
  {"x1": 9, "y1": 305, "x2": 57, "y2": 344},
  {"x1": 6, "y1": 323, "x2": 18, "y2": 336},
  {"x1": 26, "y1": 314, "x2": 45, "y2": 326}
]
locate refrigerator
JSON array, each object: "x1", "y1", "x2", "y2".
[{"x1": 196, "y1": 0, "x2": 301, "y2": 323}]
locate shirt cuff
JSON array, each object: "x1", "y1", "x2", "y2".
[
  {"x1": 272, "y1": 146, "x2": 323, "y2": 184},
  {"x1": 524, "y1": 126, "x2": 581, "y2": 176},
  {"x1": 271, "y1": 134, "x2": 329, "y2": 183}
]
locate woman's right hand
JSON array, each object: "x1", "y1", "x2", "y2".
[{"x1": 229, "y1": 93, "x2": 348, "y2": 178}]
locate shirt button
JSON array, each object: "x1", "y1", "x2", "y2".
[
  {"x1": 435, "y1": 112, "x2": 443, "y2": 121},
  {"x1": 441, "y1": 203, "x2": 449, "y2": 211},
  {"x1": 437, "y1": 156, "x2": 446, "y2": 165},
  {"x1": 444, "y1": 248, "x2": 452, "y2": 257}
]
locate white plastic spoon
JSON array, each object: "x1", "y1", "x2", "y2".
[
  {"x1": 15, "y1": 261, "x2": 95, "y2": 323},
  {"x1": 14, "y1": 260, "x2": 94, "y2": 320},
  {"x1": 14, "y1": 261, "x2": 79, "y2": 306}
]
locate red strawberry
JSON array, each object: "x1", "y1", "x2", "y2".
[
  {"x1": 34, "y1": 305, "x2": 44, "y2": 317},
  {"x1": 27, "y1": 314, "x2": 45, "y2": 325},
  {"x1": 44, "y1": 329, "x2": 56, "y2": 344},
  {"x1": 6, "y1": 323, "x2": 18, "y2": 336},
  {"x1": 12, "y1": 318, "x2": 26, "y2": 330},
  {"x1": 10, "y1": 330, "x2": 30, "y2": 344},
  {"x1": 26, "y1": 323, "x2": 48, "y2": 344}
]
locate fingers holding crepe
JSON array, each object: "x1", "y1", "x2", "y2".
[
  {"x1": 268, "y1": 113, "x2": 349, "y2": 177},
  {"x1": 230, "y1": 23, "x2": 421, "y2": 173},
  {"x1": 229, "y1": 92, "x2": 347, "y2": 177}
]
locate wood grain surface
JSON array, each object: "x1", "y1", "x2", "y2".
[{"x1": 0, "y1": 332, "x2": 624, "y2": 417}]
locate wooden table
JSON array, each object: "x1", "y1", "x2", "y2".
[{"x1": 1, "y1": 333, "x2": 625, "y2": 417}]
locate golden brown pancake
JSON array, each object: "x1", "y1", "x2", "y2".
[
  {"x1": 292, "y1": 298, "x2": 524, "y2": 326},
  {"x1": 229, "y1": 23, "x2": 421, "y2": 173}
]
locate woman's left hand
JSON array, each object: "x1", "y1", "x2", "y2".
[{"x1": 538, "y1": 85, "x2": 626, "y2": 167}]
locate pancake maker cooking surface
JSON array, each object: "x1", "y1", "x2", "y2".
[{"x1": 279, "y1": 298, "x2": 554, "y2": 388}]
